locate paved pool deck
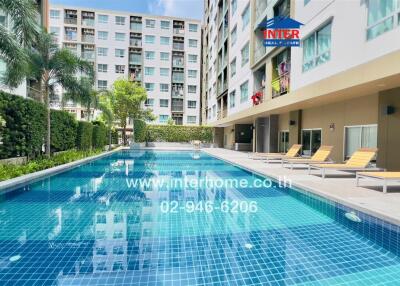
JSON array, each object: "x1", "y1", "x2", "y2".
[{"x1": 202, "y1": 148, "x2": 400, "y2": 226}]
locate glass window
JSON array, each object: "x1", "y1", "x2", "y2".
[
  {"x1": 230, "y1": 58, "x2": 236, "y2": 77},
  {"x1": 50, "y1": 10, "x2": 60, "y2": 19},
  {"x1": 98, "y1": 47, "x2": 108, "y2": 56},
  {"x1": 231, "y1": 0, "x2": 237, "y2": 16},
  {"x1": 145, "y1": 98, "x2": 154, "y2": 106},
  {"x1": 98, "y1": 80, "x2": 107, "y2": 90},
  {"x1": 50, "y1": 26, "x2": 60, "y2": 37},
  {"x1": 144, "y1": 67, "x2": 155, "y2": 76},
  {"x1": 301, "y1": 129, "x2": 322, "y2": 156},
  {"x1": 160, "y1": 52, "x2": 170, "y2": 61},
  {"x1": 115, "y1": 16, "x2": 125, "y2": 25},
  {"x1": 279, "y1": 131, "x2": 290, "y2": 153},
  {"x1": 241, "y1": 42, "x2": 249, "y2": 66},
  {"x1": 302, "y1": 22, "x2": 331, "y2": 72},
  {"x1": 187, "y1": 116, "x2": 196, "y2": 124},
  {"x1": 304, "y1": 0, "x2": 311, "y2": 5},
  {"x1": 229, "y1": 90, "x2": 236, "y2": 108},
  {"x1": 160, "y1": 84, "x2": 169, "y2": 92},
  {"x1": 187, "y1": 100, "x2": 197, "y2": 108},
  {"x1": 145, "y1": 51, "x2": 155, "y2": 60},
  {"x1": 367, "y1": 0, "x2": 397, "y2": 40},
  {"x1": 98, "y1": 14, "x2": 108, "y2": 24},
  {"x1": 145, "y1": 83, "x2": 155, "y2": 91},
  {"x1": 146, "y1": 19, "x2": 156, "y2": 28},
  {"x1": 98, "y1": 31, "x2": 108, "y2": 40},
  {"x1": 189, "y1": 39, "x2": 198, "y2": 48},
  {"x1": 189, "y1": 23, "x2": 198, "y2": 32},
  {"x1": 96, "y1": 214, "x2": 106, "y2": 224},
  {"x1": 161, "y1": 20, "x2": 170, "y2": 29},
  {"x1": 115, "y1": 65, "x2": 125, "y2": 74},
  {"x1": 188, "y1": 85, "x2": 197, "y2": 93},
  {"x1": 345, "y1": 125, "x2": 378, "y2": 159},
  {"x1": 160, "y1": 99, "x2": 169, "y2": 107},
  {"x1": 145, "y1": 35, "x2": 155, "y2": 44},
  {"x1": 242, "y1": 4, "x2": 250, "y2": 30},
  {"x1": 115, "y1": 32, "x2": 125, "y2": 41},
  {"x1": 159, "y1": 115, "x2": 169, "y2": 123},
  {"x1": 115, "y1": 49, "x2": 125, "y2": 58},
  {"x1": 98, "y1": 64, "x2": 107, "y2": 72},
  {"x1": 188, "y1": 54, "x2": 198, "y2": 63},
  {"x1": 240, "y1": 81, "x2": 249, "y2": 103},
  {"x1": 188, "y1": 70, "x2": 197, "y2": 78},
  {"x1": 160, "y1": 68, "x2": 169, "y2": 76},
  {"x1": 160, "y1": 36, "x2": 170, "y2": 45},
  {"x1": 114, "y1": 214, "x2": 124, "y2": 223},
  {"x1": 231, "y1": 26, "x2": 237, "y2": 46},
  {"x1": 113, "y1": 231, "x2": 123, "y2": 239}
]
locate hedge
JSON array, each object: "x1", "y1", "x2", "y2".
[
  {"x1": 76, "y1": 121, "x2": 93, "y2": 150},
  {"x1": 92, "y1": 121, "x2": 107, "y2": 149},
  {"x1": 146, "y1": 125, "x2": 213, "y2": 143},
  {"x1": 134, "y1": 119, "x2": 147, "y2": 142},
  {"x1": 51, "y1": 110, "x2": 77, "y2": 152}
]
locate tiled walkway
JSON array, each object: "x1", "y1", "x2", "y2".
[{"x1": 203, "y1": 148, "x2": 400, "y2": 225}]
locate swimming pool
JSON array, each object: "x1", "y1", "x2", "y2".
[{"x1": 0, "y1": 150, "x2": 399, "y2": 285}]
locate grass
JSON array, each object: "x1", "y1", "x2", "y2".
[{"x1": 0, "y1": 149, "x2": 104, "y2": 181}]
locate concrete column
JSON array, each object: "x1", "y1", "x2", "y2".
[{"x1": 289, "y1": 110, "x2": 302, "y2": 147}]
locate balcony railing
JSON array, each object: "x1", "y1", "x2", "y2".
[
  {"x1": 171, "y1": 105, "x2": 184, "y2": 112},
  {"x1": 82, "y1": 19, "x2": 95, "y2": 27},
  {"x1": 172, "y1": 58, "x2": 184, "y2": 67},
  {"x1": 82, "y1": 35, "x2": 94, "y2": 43},
  {"x1": 64, "y1": 34, "x2": 77, "y2": 41},
  {"x1": 172, "y1": 89, "x2": 184, "y2": 97},
  {"x1": 173, "y1": 43, "x2": 184, "y2": 50},
  {"x1": 173, "y1": 28, "x2": 184, "y2": 35},
  {"x1": 64, "y1": 18, "x2": 77, "y2": 25},
  {"x1": 272, "y1": 72, "x2": 290, "y2": 98},
  {"x1": 130, "y1": 39, "x2": 142, "y2": 47},
  {"x1": 82, "y1": 51, "x2": 95, "y2": 61},
  {"x1": 129, "y1": 73, "x2": 142, "y2": 81},
  {"x1": 129, "y1": 56, "x2": 142, "y2": 65},
  {"x1": 172, "y1": 74, "x2": 184, "y2": 83},
  {"x1": 130, "y1": 23, "x2": 142, "y2": 31}
]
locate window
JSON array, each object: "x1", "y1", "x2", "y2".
[
  {"x1": 98, "y1": 15, "x2": 108, "y2": 24},
  {"x1": 115, "y1": 49, "x2": 125, "y2": 58},
  {"x1": 301, "y1": 129, "x2": 322, "y2": 156},
  {"x1": 231, "y1": 26, "x2": 237, "y2": 46},
  {"x1": 279, "y1": 131, "x2": 290, "y2": 153},
  {"x1": 160, "y1": 68, "x2": 169, "y2": 76},
  {"x1": 187, "y1": 100, "x2": 196, "y2": 109},
  {"x1": 145, "y1": 51, "x2": 155, "y2": 60},
  {"x1": 115, "y1": 32, "x2": 125, "y2": 41},
  {"x1": 188, "y1": 54, "x2": 198, "y2": 63},
  {"x1": 144, "y1": 67, "x2": 155, "y2": 76},
  {"x1": 241, "y1": 42, "x2": 249, "y2": 66},
  {"x1": 242, "y1": 4, "x2": 250, "y2": 30},
  {"x1": 50, "y1": 10, "x2": 60, "y2": 19},
  {"x1": 98, "y1": 80, "x2": 107, "y2": 90},
  {"x1": 160, "y1": 52, "x2": 169, "y2": 61},
  {"x1": 114, "y1": 214, "x2": 124, "y2": 223},
  {"x1": 304, "y1": 0, "x2": 311, "y2": 5},
  {"x1": 189, "y1": 39, "x2": 198, "y2": 48},
  {"x1": 145, "y1": 35, "x2": 155, "y2": 44},
  {"x1": 96, "y1": 214, "x2": 106, "y2": 224},
  {"x1": 115, "y1": 65, "x2": 125, "y2": 74},
  {"x1": 98, "y1": 31, "x2": 108, "y2": 40},
  {"x1": 188, "y1": 85, "x2": 197, "y2": 93},
  {"x1": 145, "y1": 83, "x2": 155, "y2": 91},
  {"x1": 160, "y1": 36, "x2": 170, "y2": 45},
  {"x1": 240, "y1": 81, "x2": 249, "y2": 103},
  {"x1": 159, "y1": 115, "x2": 169, "y2": 123},
  {"x1": 113, "y1": 231, "x2": 123, "y2": 239},
  {"x1": 161, "y1": 20, "x2": 170, "y2": 29},
  {"x1": 50, "y1": 27, "x2": 60, "y2": 37},
  {"x1": 367, "y1": 0, "x2": 399, "y2": 40},
  {"x1": 98, "y1": 64, "x2": 107, "y2": 73},
  {"x1": 188, "y1": 70, "x2": 197, "y2": 78},
  {"x1": 345, "y1": 125, "x2": 377, "y2": 159},
  {"x1": 160, "y1": 99, "x2": 169, "y2": 107},
  {"x1": 230, "y1": 58, "x2": 236, "y2": 77},
  {"x1": 115, "y1": 16, "x2": 125, "y2": 25},
  {"x1": 145, "y1": 98, "x2": 154, "y2": 106},
  {"x1": 231, "y1": 0, "x2": 237, "y2": 16},
  {"x1": 187, "y1": 116, "x2": 197, "y2": 124},
  {"x1": 98, "y1": 47, "x2": 108, "y2": 56},
  {"x1": 302, "y1": 22, "x2": 332, "y2": 72},
  {"x1": 229, "y1": 90, "x2": 236, "y2": 108},
  {"x1": 146, "y1": 19, "x2": 155, "y2": 28},
  {"x1": 189, "y1": 23, "x2": 198, "y2": 32},
  {"x1": 160, "y1": 84, "x2": 169, "y2": 92},
  {"x1": 113, "y1": 246, "x2": 124, "y2": 255}
]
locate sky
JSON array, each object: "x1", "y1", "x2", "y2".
[{"x1": 50, "y1": 0, "x2": 204, "y2": 20}]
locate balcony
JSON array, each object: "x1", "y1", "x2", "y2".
[
  {"x1": 64, "y1": 34, "x2": 77, "y2": 41},
  {"x1": 254, "y1": 44, "x2": 266, "y2": 63},
  {"x1": 130, "y1": 39, "x2": 142, "y2": 47},
  {"x1": 129, "y1": 72, "x2": 142, "y2": 81},
  {"x1": 82, "y1": 51, "x2": 95, "y2": 61},
  {"x1": 217, "y1": 109, "x2": 227, "y2": 120},
  {"x1": 171, "y1": 104, "x2": 184, "y2": 112},
  {"x1": 255, "y1": 0, "x2": 268, "y2": 25},
  {"x1": 64, "y1": 18, "x2": 77, "y2": 25},
  {"x1": 129, "y1": 55, "x2": 142, "y2": 65},
  {"x1": 82, "y1": 35, "x2": 94, "y2": 43},
  {"x1": 173, "y1": 28, "x2": 184, "y2": 35},
  {"x1": 82, "y1": 19, "x2": 94, "y2": 27},
  {"x1": 130, "y1": 22, "x2": 142, "y2": 32},
  {"x1": 172, "y1": 57, "x2": 184, "y2": 68},
  {"x1": 173, "y1": 42, "x2": 184, "y2": 51},
  {"x1": 271, "y1": 72, "x2": 290, "y2": 98},
  {"x1": 252, "y1": 88, "x2": 264, "y2": 106},
  {"x1": 172, "y1": 73, "x2": 184, "y2": 83},
  {"x1": 172, "y1": 89, "x2": 184, "y2": 98}
]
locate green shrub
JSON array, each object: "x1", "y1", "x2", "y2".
[
  {"x1": 51, "y1": 110, "x2": 77, "y2": 152},
  {"x1": 111, "y1": 129, "x2": 119, "y2": 144},
  {"x1": 0, "y1": 91, "x2": 46, "y2": 159},
  {"x1": 76, "y1": 121, "x2": 93, "y2": 150},
  {"x1": 134, "y1": 119, "x2": 147, "y2": 142},
  {"x1": 146, "y1": 125, "x2": 213, "y2": 143},
  {"x1": 92, "y1": 121, "x2": 107, "y2": 149}
]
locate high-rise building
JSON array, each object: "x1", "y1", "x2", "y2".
[
  {"x1": 202, "y1": 0, "x2": 400, "y2": 170},
  {"x1": 49, "y1": 5, "x2": 202, "y2": 125}
]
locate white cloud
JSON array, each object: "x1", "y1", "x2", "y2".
[{"x1": 148, "y1": 0, "x2": 203, "y2": 20}]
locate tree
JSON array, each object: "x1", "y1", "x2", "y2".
[
  {"x1": 0, "y1": 0, "x2": 39, "y2": 87},
  {"x1": 109, "y1": 79, "x2": 154, "y2": 146},
  {"x1": 98, "y1": 91, "x2": 115, "y2": 150},
  {"x1": 3, "y1": 30, "x2": 94, "y2": 156}
]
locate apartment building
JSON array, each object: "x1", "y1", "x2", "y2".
[
  {"x1": 49, "y1": 5, "x2": 202, "y2": 125},
  {"x1": 0, "y1": 0, "x2": 49, "y2": 98},
  {"x1": 202, "y1": 0, "x2": 400, "y2": 170}
]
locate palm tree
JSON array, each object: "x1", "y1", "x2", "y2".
[
  {"x1": 0, "y1": 0, "x2": 40, "y2": 86},
  {"x1": 3, "y1": 31, "x2": 94, "y2": 156},
  {"x1": 98, "y1": 92, "x2": 115, "y2": 150}
]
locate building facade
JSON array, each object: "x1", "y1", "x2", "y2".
[
  {"x1": 202, "y1": 0, "x2": 400, "y2": 170},
  {"x1": 49, "y1": 5, "x2": 202, "y2": 125}
]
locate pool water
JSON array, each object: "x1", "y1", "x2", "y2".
[{"x1": 0, "y1": 150, "x2": 399, "y2": 285}]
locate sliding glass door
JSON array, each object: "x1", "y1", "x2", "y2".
[
  {"x1": 279, "y1": 131, "x2": 289, "y2": 153},
  {"x1": 344, "y1": 125, "x2": 377, "y2": 159},
  {"x1": 301, "y1": 129, "x2": 322, "y2": 156}
]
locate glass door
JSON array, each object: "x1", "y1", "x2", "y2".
[
  {"x1": 301, "y1": 129, "x2": 321, "y2": 156},
  {"x1": 279, "y1": 131, "x2": 289, "y2": 153}
]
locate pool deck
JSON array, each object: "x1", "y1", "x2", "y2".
[{"x1": 202, "y1": 148, "x2": 400, "y2": 226}]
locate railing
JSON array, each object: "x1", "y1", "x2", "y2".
[
  {"x1": 130, "y1": 23, "x2": 142, "y2": 31},
  {"x1": 129, "y1": 56, "x2": 142, "y2": 65},
  {"x1": 173, "y1": 43, "x2": 184, "y2": 50},
  {"x1": 82, "y1": 51, "x2": 95, "y2": 61},
  {"x1": 173, "y1": 28, "x2": 184, "y2": 35},
  {"x1": 271, "y1": 72, "x2": 290, "y2": 98},
  {"x1": 252, "y1": 88, "x2": 265, "y2": 106},
  {"x1": 172, "y1": 58, "x2": 184, "y2": 67},
  {"x1": 82, "y1": 19, "x2": 95, "y2": 27},
  {"x1": 64, "y1": 34, "x2": 77, "y2": 41},
  {"x1": 171, "y1": 105, "x2": 184, "y2": 112},
  {"x1": 64, "y1": 18, "x2": 77, "y2": 25},
  {"x1": 172, "y1": 73, "x2": 184, "y2": 83},
  {"x1": 130, "y1": 73, "x2": 142, "y2": 81},
  {"x1": 130, "y1": 39, "x2": 142, "y2": 47},
  {"x1": 172, "y1": 90, "x2": 184, "y2": 97},
  {"x1": 82, "y1": 35, "x2": 94, "y2": 43}
]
